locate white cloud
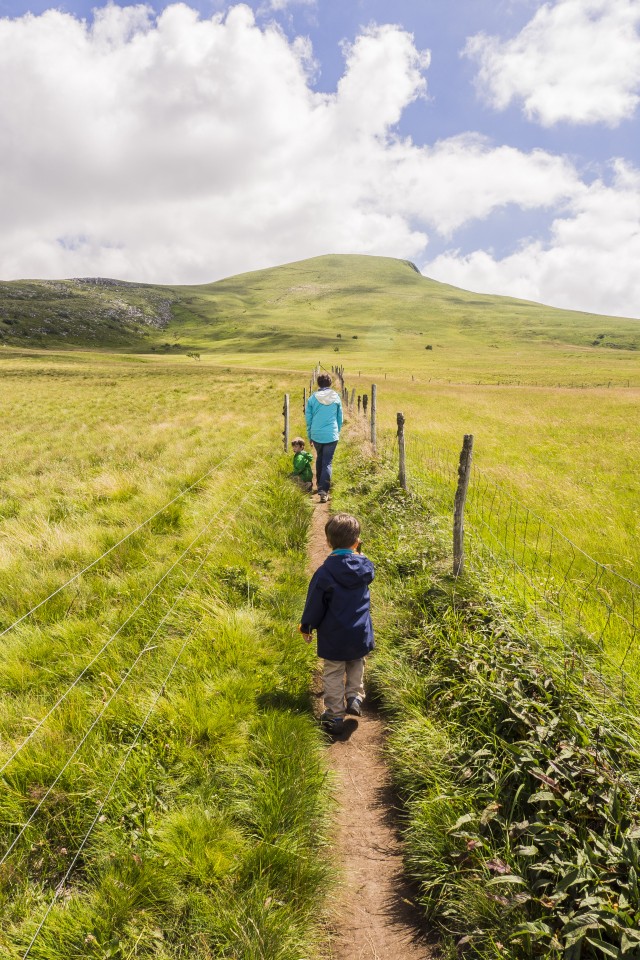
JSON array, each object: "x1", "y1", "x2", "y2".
[
  {"x1": 0, "y1": 1, "x2": 637, "y2": 319},
  {"x1": 425, "y1": 160, "x2": 640, "y2": 318},
  {"x1": 465, "y1": 0, "x2": 640, "y2": 126},
  {"x1": 377, "y1": 135, "x2": 580, "y2": 234},
  {"x1": 0, "y1": 5, "x2": 436, "y2": 281}
]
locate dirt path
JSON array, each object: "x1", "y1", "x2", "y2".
[{"x1": 308, "y1": 500, "x2": 435, "y2": 960}]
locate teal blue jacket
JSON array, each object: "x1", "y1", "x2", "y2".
[{"x1": 305, "y1": 389, "x2": 343, "y2": 444}]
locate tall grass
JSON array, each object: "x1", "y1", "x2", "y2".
[
  {"x1": 373, "y1": 422, "x2": 640, "y2": 688},
  {"x1": 331, "y1": 438, "x2": 640, "y2": 959},
  {"x1": 0, "y1": 356, "x2": 331, "y2": 959}
]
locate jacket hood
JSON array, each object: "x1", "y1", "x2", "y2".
[
  {"x1": 324, "y1": 553, "x2": 374, "y2": 588},
  {"x1": 315, "y1": 388, "x2": 342, "y2": 406}
]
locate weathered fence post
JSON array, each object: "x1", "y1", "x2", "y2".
[
  {"x1": 303, "y1": 387, "x2": 307, "y2": 412},
  {"x1": 453, "y1": 434, "x2": 474, "y2": 577},
  {"x1": 363, "y1": 394, "x2": 368, "y2": 417},
  {"x1": 397, "y1": 412, "x2": 406, "y2": 490},
  {"x1": 357, "y1": 395, "x2": 361, "y2": 413},
  {"x1": 283, "y1": 394, "x2": 290, "y2": 453},
  {"x1": 371, "y1": 384, "x2": 377, "y2": 451},
  {"x1": 350, "y1": 388, "x2": 355, "y2": 412}
]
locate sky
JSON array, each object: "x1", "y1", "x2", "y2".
[{"x1": 1, "y1": 0, "x2": 639, "y2": 317}]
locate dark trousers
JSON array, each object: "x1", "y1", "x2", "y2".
[{"x1": 313, "y1": 440, "x2": 338, "y2": 493}]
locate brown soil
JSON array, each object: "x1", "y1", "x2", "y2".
[{"x1": 308, "y1": 498, "x2": 435, "y2": 960}]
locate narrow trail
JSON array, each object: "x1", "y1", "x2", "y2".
[{"x1": 308, "y1": 499, "x2": 435, "y2": 960}]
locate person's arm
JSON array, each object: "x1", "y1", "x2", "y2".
[
  {"x1": 300, "y1": 569, "x2": 329, "y2": 631},
  {"x1": 336, "y1": 399, "x2": 343, "y2": 432}
]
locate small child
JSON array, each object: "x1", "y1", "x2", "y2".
[
  {"x1": 299, "y1": 513, "x2": 374, "y2": 734},
  {"x1": 290, "y1": 437, "x2": 313, "y2": 492}
]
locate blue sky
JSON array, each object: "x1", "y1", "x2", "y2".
[{"x1": 1, "y1": 0, "x2": 639, "y2": 316}]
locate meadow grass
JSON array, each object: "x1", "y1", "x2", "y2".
[
  {"x1": 341, "y1": 369, "x2": 640, "y2": 687},
  {"x1": 0, "y1": 355, "x2": 333, "y2": 959},
  {"x1": 3, "y1": 253, "x2": 640, "y2": 956},
  {"x1": 331, "y1": 436, "x2": 640, "y2": 959}
]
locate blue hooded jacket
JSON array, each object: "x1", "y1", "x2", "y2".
[
  {"x1": 301, "y1": 551, "x2": 375, "y2": 661},
  {"x1": 305, "y1": 388, "x2": 343, "y2": 444}
]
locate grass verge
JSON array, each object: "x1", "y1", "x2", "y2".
[{"x1": 332, "y1": 438, "x2": 640, "y2": 960}]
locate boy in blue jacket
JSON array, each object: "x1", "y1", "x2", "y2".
[
  {"x1": 300, "y1": 513, "x2": 374, "y2": 734},
  {"x1": 305, "y1": 373, "x2": 343, "y2": 503}
]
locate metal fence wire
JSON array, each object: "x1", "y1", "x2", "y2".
[{"x1": 380, "y1": 427, "x2": 640, "y2": 712}]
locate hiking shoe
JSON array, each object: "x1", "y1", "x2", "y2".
[
  {"x1": 320, "y1": 712, "x2": 345, "y2": 734},
  {"x1": 346, "y1": 697, "x2": 363, "y2": 717},
  {"x1": 318, "y1": 491, "x2": 328, "y2": 503}
]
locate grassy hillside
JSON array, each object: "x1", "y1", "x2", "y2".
[
  {"x1": 2, "y1": 255, "x2": 640, "y2": 385},
  {"x1": 0, "y1": 278, "x2": 177, "y2": 349}
]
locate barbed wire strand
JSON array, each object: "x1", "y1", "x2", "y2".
[
  {"x1": 0, "y1": 479, "x2": 264, "y2": 862},
  {"x1": 0, "y1": 479, "x2": 260, "y2": 778},
  {"x1": 0, "y1": 428, "x2": 264, "y2": 642}
]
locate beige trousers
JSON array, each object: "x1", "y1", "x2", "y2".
[{"x1": 322, "y1": 657, "x2": 366, "y2": 718}]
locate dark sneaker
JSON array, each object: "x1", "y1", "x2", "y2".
[
  {"x1": 319, "y1": 491, "x2": 328, "y2": 503},
  {"x1": 346, "y1": 697, "x2": 363, "y2": 717},
  {"x1": 320, "y1": 712, "x2": 345, "y2": 734}
]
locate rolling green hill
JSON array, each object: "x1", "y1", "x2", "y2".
[
  {"x1": 1, "y1": 254, "x2": 639, "y2": 384},
  {"x1": 0, "y1": 277, "x2": 177, "y2": 349}
]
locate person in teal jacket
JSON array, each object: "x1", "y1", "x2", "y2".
[{"x1": 305, "y1": 373, "x2": 343, "y2": 502}]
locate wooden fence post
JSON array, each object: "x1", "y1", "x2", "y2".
[
  {"x1": 283, "y1": 394, "x2": 290, "y2": 453},
  {"x1": 357, "y1": 395, "x2": 361, "y2": 413},
  {"x1": 303, "y1": 387, "x2": 306, "y2": 412},
  {"x1": 371, "y1": 384, "x2": 377, "y2": 451},
  {"x1": 453, "y1": 434, "x2": 474, "y2": 577},
  {"x1": 397, "y1": 412, "x2": 406, "y2": 490},
  {"x1": 350, "y1": 388, "x2": 355, "y2": 412},
  {"x1": 363, "y1": 394, "x2": 368, "y2": 417}
]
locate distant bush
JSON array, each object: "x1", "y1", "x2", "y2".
[
  {"x1": 336, "y1": 333, "x2": 342, "y2": 338},
  {"x1": 352, "y1": 335, "x2": 358, "y2": 339},
  {"x1": 425, "y1": 344, "x2": 433, "y2": 350},
  {"x1": 187, "y1": 351, "x2": 201, "y2": 361}
]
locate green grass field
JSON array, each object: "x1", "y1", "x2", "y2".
[
  {"x1": 0, "y1": 356, "x2": 336, "y2": 959},
  {"x1": 2, "y1": 253, "x2": 640, "y2": 958}
]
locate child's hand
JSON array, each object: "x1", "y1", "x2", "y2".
[{"x1": 298, "y1": 624, "x2": 313, "y2": 644}]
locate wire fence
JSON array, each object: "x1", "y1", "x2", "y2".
[
  {"x1": 304, "y1": 370, "x2": 640, "y2": 722},
  {"x1": 334, "y1": 382, "x2": 639, "y2": 714}
]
